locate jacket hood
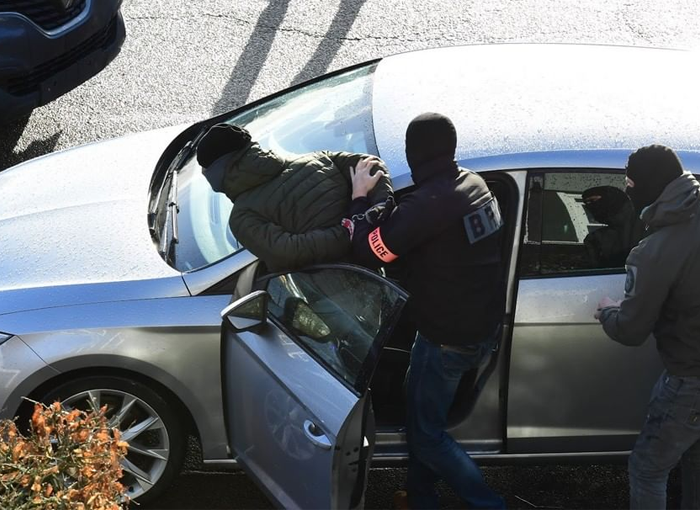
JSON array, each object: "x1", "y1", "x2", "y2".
[
  {"x1": 222, "y1": 143, "x2": 287, "y2": 200},
  {"x1": 641, "y1": 173, "x2": 700, "y2": 229}
]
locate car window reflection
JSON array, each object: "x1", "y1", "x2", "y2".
[
  {"x1": 264, "y1": 268, "x2": 403, "y2": 393},
  {"x1": 522, "y1": 171, "x2": 645, "y2": 276},
  {"x1": 170, "y1": 64, "x2": 377, "y2": 272}
]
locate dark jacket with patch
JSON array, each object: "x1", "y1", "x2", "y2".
[
  {"x1": 220, "y1": 143, "x2": 392, "y2": 271},
  {"x1": 599, "y1": 173, "x2": 700, "y2": 376},
  {"x1": 349, "y1": 156, "x2": 505, "y2": 346}
]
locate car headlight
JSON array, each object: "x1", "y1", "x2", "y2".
[{"x1": 0, "y1": 333, "x2": 13, "y2": 347}]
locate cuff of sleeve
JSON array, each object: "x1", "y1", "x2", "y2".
[
  {"x1": 598, "y1": 306, "x2": 618, "y2": 324},
  {"x1": 349, "y1": 196, "x2": 371, "y2": 216}
]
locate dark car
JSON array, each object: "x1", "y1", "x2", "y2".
[{"x1": 0, "y1": 0, "x2": 125, "y2": 122}]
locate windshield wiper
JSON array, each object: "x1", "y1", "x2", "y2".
[
  {"x1": 148, "y1": 140, "x2": 194, "y2": 239},
  {"x1": 159, "y1": 169, "x2": 179, "y2": 263},
  {"x1": 149, "y1": 125, "x2": 210, "y2": 263}
]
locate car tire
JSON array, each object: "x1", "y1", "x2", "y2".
[{"x1": 40, "y1": 375, "x2": 186, "y2": 505}]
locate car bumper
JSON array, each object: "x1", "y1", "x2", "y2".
[{"x1": 0, "y1": 2, "x2": 125, "y2": 121}]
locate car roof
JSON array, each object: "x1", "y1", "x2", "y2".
[{"x1": 372, "y1": 44, "x2": 700, "y2": 179}]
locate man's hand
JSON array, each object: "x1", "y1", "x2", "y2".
[
  {"x1": 595, "y1": 296, "x2": 622, "y2": 320},
  {"x1": 350, "y1": 157, "x2": 384, "y2": 199}
]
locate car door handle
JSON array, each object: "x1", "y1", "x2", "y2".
[{"x1": 303, "y1": 420, "x2": 332, "y2": 450}]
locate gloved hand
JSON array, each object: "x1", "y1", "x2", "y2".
[{"x1": 196, "y1": 123, "x2": 252, "y2": 168}]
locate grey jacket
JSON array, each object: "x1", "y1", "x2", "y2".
[{"x1": 599, "y1": 173, "x2": 700, "y2": 376}]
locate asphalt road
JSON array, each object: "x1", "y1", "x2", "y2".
[
  {"x1": 2, "y1": 0, "x2": 700, "y2": 171},
  {"x1": 144, "y1": 464, "x2": 679, "y2": 510},
  {"x1": 2, "y1": 1, "x2": 700, "y2": 508}
]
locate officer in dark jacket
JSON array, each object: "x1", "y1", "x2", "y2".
[
  {"x1": 596, "y1": 145, "x2": 700, "y2": 509},
  {"x1": 348, "y1": 113, "x2": 506, "y2": 509},
  {"x1": 197, "y1": 123, "x2": 393, "y2": 271}
]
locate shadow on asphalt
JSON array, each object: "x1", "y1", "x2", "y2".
[
  {"x1": 212, "y1": 0, "x2": 369, "y2": 116},
  {"x1": 211, "y1": 0, "x2": 293, "y2": 115},
  {"x1": 145, "y1": 465, "x2": 682, "y2": 509},
  {"x1": 291, "y1": 0, "x2": 369, "y2": 85},
  {"x1": 0, "y1": 115, "x2": 61, "y2": 171}
]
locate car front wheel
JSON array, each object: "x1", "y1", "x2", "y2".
[{"x1": 40, "y1": 375, "x2": 186, "y2": 504}]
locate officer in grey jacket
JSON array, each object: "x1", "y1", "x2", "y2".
[{"x1": 595, "y1": 145, "x2": 700, "y2": 509}]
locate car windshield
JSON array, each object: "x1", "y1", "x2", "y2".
[{"x1": 170, "y1": 62, "x2": 378, "y2": 272}]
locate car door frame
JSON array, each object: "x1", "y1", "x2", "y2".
[
  {"x1": 370, "y1": 169, "x2": 526, "y2": 463},
  {"x1": 221, "y1": 262, "x2": 408, "y2": 509},
  {"x1": 506, "y1": 167, "x2": 663, "y2": 458}
]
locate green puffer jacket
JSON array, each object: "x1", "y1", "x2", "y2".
[{"x1": 221, "y1": 143, "x2": 393, "y2": 271}]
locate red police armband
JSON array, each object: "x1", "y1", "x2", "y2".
[{"x1": 368, "y1": 227, "x2": 397, "y2": 263}]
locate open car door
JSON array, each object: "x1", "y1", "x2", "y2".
[{"x1": 221, "y1": 264, "x2": 408, "y2": 510}]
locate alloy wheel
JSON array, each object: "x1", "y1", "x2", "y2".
[{"x1": 61, "y1": 388, "x2": 171, "y2": 501}]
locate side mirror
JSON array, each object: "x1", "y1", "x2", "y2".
[
  {"x1": 284, "y1": 297, "x2": 331, "y2": 342},
  {"x1": 221, "y1": 290, "x2": 268, "y2": 331}
]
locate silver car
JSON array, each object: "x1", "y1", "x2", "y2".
[{"x1": 1, "y1": 44, "x2": 699, "y2": 507}]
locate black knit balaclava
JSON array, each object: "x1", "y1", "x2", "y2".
[
  {"x1": 196, "y1": 123, "x2": 252, "y2": 168},
  {"x1": 625, "y1": 144, "x2": 684, "y2": 213},
  {"x1": 405, "y1": 112, "x2": 457, "y2": 171},
  {"x1": 582, "y1": 186, "x2": 631, "y2": 225}
]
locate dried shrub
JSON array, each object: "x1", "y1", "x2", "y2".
[{"x1": 0, "y1": 401, "x2": 129, "y2": 510}]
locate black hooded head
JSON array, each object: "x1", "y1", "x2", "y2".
[
  {"x1": 405, "y1": 112, "x2": 457, "y2": 172},
  {"x1": 625, "y1": 144, "x2": 683, "y2": 213},
  {"x1": 582, "y1": 186, "x2": 631, "y2": 226},
  {"x1": 196, "y1": 123, "x2": 252, "y2": 168}
]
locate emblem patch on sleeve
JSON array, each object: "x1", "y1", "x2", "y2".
[
  {"x1": 625, "y1": 265, "x2": 638, "y2": 297},
  {"x1": 341, "y1": 218, "x2": 354, "y2": 240},
  {"x1": 463, "y1": 197, "x2": 504, "y2": 244}
]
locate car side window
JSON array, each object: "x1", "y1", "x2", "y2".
[
  {"x1": 520, "y1": 171, "x2": 645, "y2": 276},
  {"x1": 261, "y1": 267, "x2": 406, "y2": 394}
]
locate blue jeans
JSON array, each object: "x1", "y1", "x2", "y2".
[
  {"x1": 629, "y1": 370, "x2": 700, "y2": 509},
  {"x1": 405, "y1": 332, "x2": 505, "y2": 509}
]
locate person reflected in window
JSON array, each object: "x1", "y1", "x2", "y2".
[{"x1": 582, "y1": 186, "x2": 644, "y2": 269}]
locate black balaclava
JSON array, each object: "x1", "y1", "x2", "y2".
[
  {"x1": 625, "y1": 144, "x2": 683, "y2": 213},
  {"x1": 582, "y1": 186, "x2": 631, "y2": 226},
  {"x1": 405, "y1": 112, "x2": 457, "y2": 172},
  {"x1": 196, "y1": 123, "x2": 252, "y2": 168}
]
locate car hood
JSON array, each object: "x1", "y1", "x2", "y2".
[{"x1": 0, "y1": 125, "x2": 189, "y2": 313}]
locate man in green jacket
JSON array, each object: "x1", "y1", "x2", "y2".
[
  {"x1": 596, "y1": 144, "x2": 700, "y2": 509},
  {"x1": 196, "y1": 123, "x2": 393, "y2": 271}
]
